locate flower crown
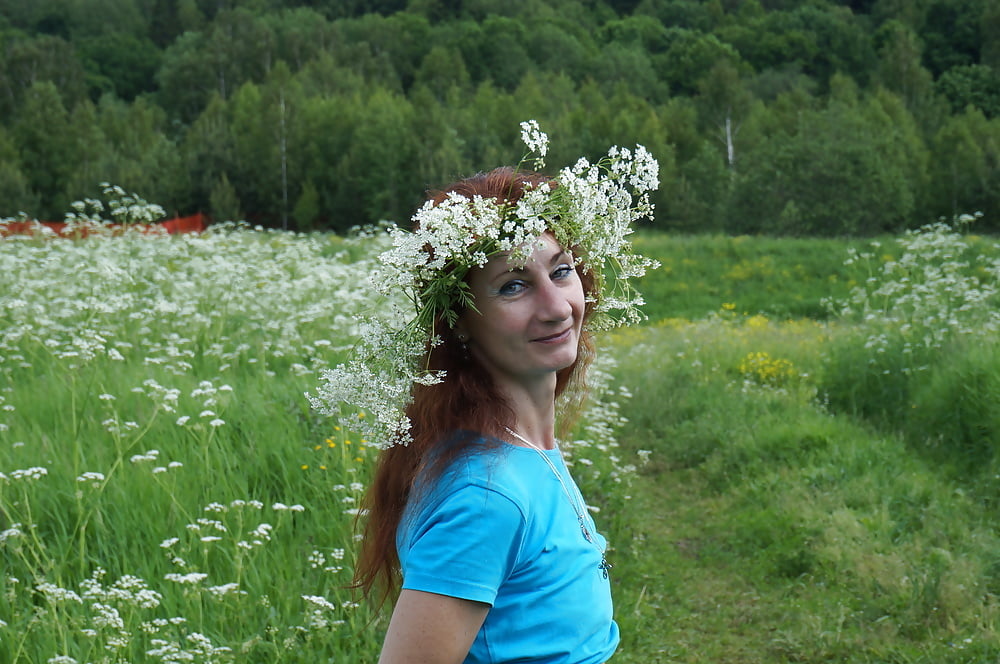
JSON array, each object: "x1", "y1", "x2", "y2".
[{"x1": 308, "y1": 121, "x2": 660, "y2": 449}]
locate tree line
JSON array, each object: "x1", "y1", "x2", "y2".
[{"x1": 1, "y1": 0, "x2": 998, "y2": 235}]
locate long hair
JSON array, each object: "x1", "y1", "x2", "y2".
[{"x1": 352, "y1": 167, "x2": 598, "y2": 608}]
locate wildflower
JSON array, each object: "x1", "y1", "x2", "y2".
[
  {"x1": 36, "y1": 582, "x2": 83, "y2": 603},
  {"x1": 207, "y1": 583, "x2": 243, "y2": 598},
  {"x1": 10, "y1": 466, "x2": 47, "y2": 481},
  {"x1": 302, "y1": 594, "x2": 337, "y2": 611},
  {"x1": 76, "y1": 471, "x2": 105, "y2": 487},
  {"x1": 164, "y1": 572, "x2": 208, "y2": 585}
]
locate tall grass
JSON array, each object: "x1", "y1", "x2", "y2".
[
  {"x1": 0, "y1": 210, "x2": 642, "y2": 663},
  {"x1": 6, "y1": 201, "x2": 1000, "y2": 663},
  {"x1": 610, "y1": 317, "x2": 1000, "y2": 663}
]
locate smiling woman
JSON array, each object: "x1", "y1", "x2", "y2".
[{"x1": 307, "y1": 121, "x2": 659, "y2": 664}]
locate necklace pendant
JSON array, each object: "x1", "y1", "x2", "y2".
[
  {"x1": 580, "y1": 520, "x2": 593, "y2": 543},
  {"x1": 599, "y1": 556, "x2": 613, "y2": 579}
]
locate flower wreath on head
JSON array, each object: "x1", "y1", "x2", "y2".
[{"x1": 307, "y1": 120, "x2": 660, "y2": 450}]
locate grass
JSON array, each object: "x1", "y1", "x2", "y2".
[
  {"x1": 607, "y1": 318, "x2": 1000, "y2": 663},
  {"x1": 4, "y1": 216, "x2": 1000, "y2": 662},
  {"x1": 631, "y1": 233, "x2": 871, "y2": 321}
]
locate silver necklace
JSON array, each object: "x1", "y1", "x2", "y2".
[{"x1": 504, "y1": 426, "x2": 613, "y2": 579}]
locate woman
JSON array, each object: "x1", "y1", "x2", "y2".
[{"x1": 310, "y1": 122, "x2": 658, "y2": 663}]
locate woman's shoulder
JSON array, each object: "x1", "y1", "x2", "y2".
[{"x1": 424, "y1": 436, "x2": 543, "y2": 507}]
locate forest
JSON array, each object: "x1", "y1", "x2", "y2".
[{"x1": 0, "y1": 0, "x2": 998, "y2": 235}]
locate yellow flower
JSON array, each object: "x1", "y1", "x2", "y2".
[
  {"x1": 722, "y1": 302, "x2": 736, "y2": 311},
  {"x1": 301, "y1": 464, "x2": 309, "y2": 470},
  {"x1": 738, "y1": 351, "x2": 796, "y2": 387}
]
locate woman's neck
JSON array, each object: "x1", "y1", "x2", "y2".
[{"x1": 502, "y1": 382, "x2": 558, "y2": 450}]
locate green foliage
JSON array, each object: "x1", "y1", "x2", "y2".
[
  {"x1": 730, "y1": 83, "x2": 919, "y2": 235},
  {"x1": 1, "y1": 0, "x2": 1000, "y2": 230},
  {"x1": 936, "y1": 63, "x2": 1000, "y2": 117},
  {"x1": 209, "y1": 173, "x2": 242, "y2": 222}
]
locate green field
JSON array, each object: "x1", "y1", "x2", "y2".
[{"x1": 3, "y1": 216, "x2": 1000, "y2": 663}]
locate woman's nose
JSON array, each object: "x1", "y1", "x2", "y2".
[{"x1": 537, "y1": 279, "x2": 573, "y2": 322}]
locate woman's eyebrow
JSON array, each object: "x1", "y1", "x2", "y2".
[
  {"x1": 547, "y1": 249, "x2": 571, "y2": 265},
  {"x1": 487, "y1": 247, "x2": 570, "y2": 282}
]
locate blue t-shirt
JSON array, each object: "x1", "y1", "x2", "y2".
[{"x1": 398, "y1": 440, "x2": 620, "y2": 664}]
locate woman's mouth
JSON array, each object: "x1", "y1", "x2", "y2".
[{"x1": 533, "y1": 328, "x2": 572, "y2": 344}]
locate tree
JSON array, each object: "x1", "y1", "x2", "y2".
[
  {"x1": 657, "y1": 28, "x2": 741, "y2": 96},
  {"x1": 873, "y1": 20, "x2": 936, "y2": 117},
  {"x1": 155, "y1": 31, "x2": 216, "y2": 122},
  {"x1": 936, "y1": 64, "x2": 1000, "y2": 118},
  {"x1": 210, "y1": 172, "x2": 243, "y2": 223},
  {"x1": 292, "y1": 178, "x2": 320, "y2": 230},
  {"x1": 342, "y1": 88, "x2": 419, "y2": 224},
  {"x1": 921, "y1": 0, "x2": 982, "y2": 76},
  {"x1": 12, "y1": 81, "x2": 79, "y2": 216},
  {"x1": 180, "y1": 92, "x2": 237, "y2": 214},
  {"x1": 77, "y1": 32, "x2": 161, "y2": 101},
  {"x1": 729, "y1": 82, "x2": 917, "y2": 235},
  {"x1": 0, "y1": 33, "x2": 88, "y2": 120},
  {"x1": 0, "y1": 125, "x2": 39, "y2": 217},
  {"x1": 695, "y1": 60, "x2": 755, "y2": 172},
  {"x1": 473, "y1": 16, "x2": 533, "y2": 90},
  {"x1": 94, "y1": 95, "x2": 187, "y2": 212},
  {"x1": 927, "y1": 108, "x2": 1000, "y2": 224},
  {"x1": 413, "y1": 45, "x2": 471, "y2": 101}
]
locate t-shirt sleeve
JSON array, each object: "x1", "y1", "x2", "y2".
[{"x1": 400, "y1": 481, "x2": 526, "y2": 606}]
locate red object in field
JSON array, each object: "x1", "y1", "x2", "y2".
[{"x1": 0, "y1": 213, "x2": 208, "y2": 238}]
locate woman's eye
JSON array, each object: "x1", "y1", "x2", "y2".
[
  {"x1": 553, "y1": 264, "x2": 574, "y2": 280},
  {"x1": 498, "y1": 280, "x2": 526, "y2": 296}
]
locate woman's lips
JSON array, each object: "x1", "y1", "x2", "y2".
[{"x1": 533, "y1": 328, "x2": 572, "y2": 343}]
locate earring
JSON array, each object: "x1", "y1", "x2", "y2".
[{"x1": 456, "y1": 333, "x2": 469, "y2": 355}]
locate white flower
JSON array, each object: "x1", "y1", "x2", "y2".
[
  {"x1": 10, "y1": 466, "x2": 47, "y2": 481},
  {"x1": 164, "y1": 572, "x2": 208, "y2": 585},
  {"x1": 302, "y1": 594, "x2": 337, "y2": 611}
]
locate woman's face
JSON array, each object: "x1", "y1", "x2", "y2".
[{"x1": 457, "y1": 232, "x2": 585, "y2": 395}]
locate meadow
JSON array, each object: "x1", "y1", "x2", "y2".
[{"x1": 3, "y1": 201, "x2": 1000, "y2": 663}]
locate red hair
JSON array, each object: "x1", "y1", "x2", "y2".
[{"x1": 352, "y1": 167, "x2": 598, "y2": 608}]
